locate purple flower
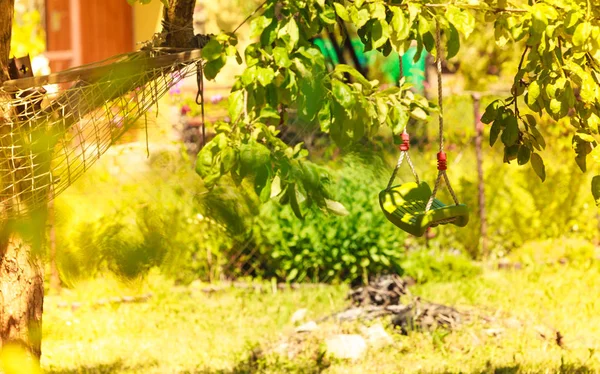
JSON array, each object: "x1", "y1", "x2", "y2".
[
  {"x1": 169, "y1": 74, "x2": 183, "y2": 96},
  {"x1": 210, "y1": 94, "x2": 224, "y2": 104},
  {"x1": 169, "y1": 84, "x2": 182, "y2": 95}
]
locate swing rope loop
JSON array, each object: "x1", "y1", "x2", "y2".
[{"x1": 387, "y1": 131, "x2": 420, "y2": 190}]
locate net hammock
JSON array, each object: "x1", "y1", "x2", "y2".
[{"x1": 0, "y1": 47, "x2": 203, "y2": 219}]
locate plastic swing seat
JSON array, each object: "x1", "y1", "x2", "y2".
[
  {"x1": 379, "y1": 182, "x2": 469, "y2": 237},
  {"x1": 381, "y1": 28, "x2": 469, "y2": 237}
]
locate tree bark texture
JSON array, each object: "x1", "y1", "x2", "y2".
[
  {"x1": 0, "y1": 0, "x2": 15, "y2": 82},
  {"x1": 0, "y1": 227, "x2": 45, "y2": 358},
  {"x1": 0, "y1": 0, "x2": 45, "y2": 360},
  {"x1": 163, "y1": 0, "x2": 197, "y2": 48}
]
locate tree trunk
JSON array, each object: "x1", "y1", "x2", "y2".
[
  {"x1": 0, "y1": 0, "x2": 14, "y2": 83},
  {"x1": 0, "y1": 0, "x2": 45, "y2": 362},
  {"x1": 163, "y1": 0, "x2": 197, "y2": 48},
  {"x1": 0, "y1": 223, "x2": 45, "y2": 359}
]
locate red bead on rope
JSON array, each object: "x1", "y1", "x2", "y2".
[
  {"x1": 399, "y1": 133, "x2": 410, "y2": 151},
  {"x1": 437, "y1": 152, "x2": 447, "y2": 171}
]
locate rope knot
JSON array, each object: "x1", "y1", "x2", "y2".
[
  {"x1": 399, "y1": 133, "x2": 410, "y2": 151},
  {"x1": 437, "y1": 152, "x2": 447, "y2": 171}
]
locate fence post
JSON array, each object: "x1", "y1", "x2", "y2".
[
  {"x1": 472, "y1": 94, "x2": 488, "y2": 257},
  {"x1": 48, "y1": 191, "x2": 60, "y2": 292}
]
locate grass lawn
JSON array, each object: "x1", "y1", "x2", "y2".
[{"x1": 41, "y1": 262, "x2": 600, "y2": 373}]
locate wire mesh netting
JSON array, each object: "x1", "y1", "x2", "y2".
[{"x1": 0, "y1": 49, "x2": 203, "y2": 218}]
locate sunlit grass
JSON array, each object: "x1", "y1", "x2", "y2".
[{"x1": 41, "y1": 261, "x2": 600, "y2": 373}]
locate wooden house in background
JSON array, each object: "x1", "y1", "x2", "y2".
[{"x1": 44, "y1": 0, "x2": 169, "y2": 72}]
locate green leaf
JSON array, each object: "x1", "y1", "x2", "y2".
[
  {"x1": 417, "y1": 16, "x2": 429, "y2": 36},
  {"x1": 530, "y1": 126, "x2": 546, "y2": 149},
  {"x1": 250, "y1": 16, "x2": 272, "y2": 39},
  {"x1": 333, "y1": 65, "x2": 371, "y2": 88},
  {"x1": 390, "y1": 7, "x2": 409, "y2": 41},
  {"x1": 549, "y1": 98, "x2": 561, "y2": 114},
  {"x1": 195, "y1": 144, "x2": 216, "y2": 178},
  {"x1": 273, "y1": 47, "x2": 292, "y2": 68},
  {"x1": 501, "y1": 116, "x2": 519, "y2": 146},
  {"x1": 261, "y1": 21, "x2": 278, "y2": 46},
  {"x1": 286, "y1": 268, "x2": 299, "y2": 281},
  {"x1": 332, "y1": 80, "x2": 355, "y2": 108},
  {"x1": 240, "y1": 142, "x2": 271, "y2": 171},
  {"x1": 333, "y1": 2, "x2": 350, "y2": 22},
  {"x1": 259, "y1": 107, "x2": 280, "y2": 120},
  {"x1": 410, "y1": 107, "x2": 427, "y2": 121},
  {"x1": 447, "y1": 5, "x2": 475, "y2": 38},
  {"x1": 447, "y1": 24, "x2": 460, "y2": 59},
  {"x1": 422, "y1": 32, "x2": 435, "y2": 53},
  {"x1": 228, "y1": 90, "x2": 244, "y2": 122},
  {"x1": 270, "y1": 176, "x2": 282, "y2": 198},
  {"x1": 527, "y1": 80, "x2": 541, "y2": 107},
  {"x1": 371, "y1": 19, "x2": 390, "y2": 50},
  {"x1": 325, "y1": 199, "x2": 349, "y2": 216},
  {"x1": 517, "y1": 145, "x2": 531, "y2": 165},
  {"x1": 280, "y1": 18, "x2": 300, "y2": 50},
  {"x1": 573, "y1": 135, "x2": 593, "y2": 172},
  {"x1": 530, "y1": 153, "x2": 546, "y2": 182},
  {"x1": 320, "y1": 6, "x2": 337, "y2": 25},
  {"x1": 530, "y1": 3, "x2": 548, "y2": 34},
  {"x1": 481, "y1": 100, "x2": 501, "y2": 124},
  {"x1": 298, "y1": 68, "x2": 325, "y2": 122},
  {"x1": 573, "y1": 22, "x2": 592, "y2": 47},
  {"x1": 370, "y1": 3, "x2": 386, "y2": 20},
  {"x1": 221, "y1": 147, "x2": 236, "y2": 174},
  {"x1": 504, "y1": 144, "x2": 519, "y2": 163},
  {"x1": 490, "y1": 121, "x2": 501, "y2": 146},
  {"x1": 255, "y1": 166, "x2": 272, "y2": 202},
  {"x1": 591, "y1": 146, "x2": 600, "y2": 164},
  {"x1": 204, "y1": 55, "x2": 226, "y2": 80},
  {"x1": 257, "y1": 67, "x2": 275, "y2": 86},
  {"x1": 201, "y1": 39, "x2": 223, "y2": 62},
  {"x1": 592, "y1": 176, "x2": 600, "y2": 207},
  {"x1": 288, "y1": 184, "x2": 304, "y2": 219},
  {"x1": 350, "y1": 7, "x2": 370, "y2": 28},
  {"x1": 524, "y1": 114, "x2": 537, "y2": 128}
]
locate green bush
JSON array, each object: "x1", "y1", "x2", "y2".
[
  {"x1": 400, "y1": 249, "x2": 482, "y2": 284},
  {"x1": 247, "y1": 155, "x2": 408, "y2": 284}
]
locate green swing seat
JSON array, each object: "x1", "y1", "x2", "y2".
[{"x1": 379, "y1": 182, "x2": 469, "y2": 237}]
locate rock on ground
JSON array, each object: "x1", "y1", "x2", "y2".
[{"x1": 325, "y1": 334, "x2": 367, "y2": 360}]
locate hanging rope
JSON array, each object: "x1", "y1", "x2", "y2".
[
  {"x1": 387, "y1": 55, "x2": 419, "y2": 189},
  {"x1": 196, "y1": 61, "x2": 206, "y2": 148},
  {"x1": 426, "y1": 20, "x2": 460, "y2": 212}
]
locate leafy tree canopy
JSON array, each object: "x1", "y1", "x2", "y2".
[{"x1": 135, "y1": 0, "x2": 600, "y2": 210}]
